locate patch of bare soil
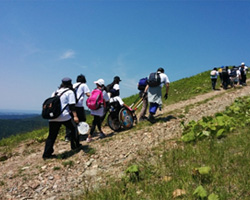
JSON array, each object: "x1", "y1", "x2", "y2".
[{"x1": 1, "y1": 84, "x2": 250, "y2": 200}]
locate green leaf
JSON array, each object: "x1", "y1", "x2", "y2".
[
  {"x1": 126, "y1": 164, "x2": 139, "y2": 174},
  {"x1": 216, "y1": 129, "x2": 225, "y2": 138},
  {"x1": 196, "y1": 166, "x2": 211, "y2": 175},
  {"x1": 201, "y1": 131, "x2": 210, "y2": 137},
  {"x1": 181, "y1": 131, "x2": 195, "y2": 142},
  {"x1": 208, "y1": 193, "x2": 219, "y2": 200},
  {"x1": 193, "y1": 185, "x2": 207, "y2": 199},
  {"x1": 216, "y1": 116, "x2": 225, "y2": 126}
]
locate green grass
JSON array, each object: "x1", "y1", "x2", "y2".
[
  {"x1": 76, "y1": 95, "x2": 250, "y2": 199},
  {"x1": 123, "y1": 71, "x2": 212, "y2": 109},
  {"x1": 77, "y1": 129, "x2": 249, "y2": 200}
]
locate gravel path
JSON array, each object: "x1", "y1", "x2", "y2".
[{"x1": 1, "y1": 84, "x2": 250, "y2": 200}]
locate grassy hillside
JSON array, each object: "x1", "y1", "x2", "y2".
[
  {"x1": 0, "y1": 70, "x2": 249, "y2": 199},
  {"x1": 78, "y1": 93, "x2": 250, "y2": 200},
  {"x1": 123, "y1": 70, "x2": 212, "y2": 108}
]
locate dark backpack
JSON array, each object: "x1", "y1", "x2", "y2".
[
  {"x1": 106, "y1": 83, "x2": 114, "y2": 93},
  {"x1": 138, "y1": 77, "x2": 148, "y2": 90},
  {"x1": 230, "y1": 69, "x2": 237, "y2": 77},
  {"x1": 221, "y1": 68, "x2": 228, "y2": 78},
  {"x1": 41, "y1": 90, "x2": 69, "y2": 119},
  {"x1": 147, "y1": 72, "x2": 161, "y2": 87}
]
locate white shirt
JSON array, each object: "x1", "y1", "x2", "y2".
[
  {"x1": 113, "y1": 84, "x2": 120, "y2": 90},
  {"x1": 210, "y1": 70, "x2": 219, "y2": 79},
  {"x1": 49, "y1": 88, "x2": 76, "y2": 122},
  {"x1": 90, "y1": 90, "x2": 110, "y2": 117},
  {"x1": 236, "y1": 69, "x2": 241, "y2": 78},
  {"x1": 110, "y1": 96, "x2": 124, "y2": 106},
  {"x1": 159, "y1": 73, "x2": 170, "y2": 87},
  {"x1": 73, "y1": 82, "x2": 90, "y2": 107}
]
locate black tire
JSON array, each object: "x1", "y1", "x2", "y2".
[{"x1": 107, "y1": 113, "x2": 121, "y2": 131}]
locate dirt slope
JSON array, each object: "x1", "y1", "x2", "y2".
[{"x1": 1, "y1": 84, "x2": 250, "y2": 200}]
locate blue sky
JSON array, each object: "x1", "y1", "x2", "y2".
[{"x1": 0, "y1": 0, "x2": 249, "y2": 113}]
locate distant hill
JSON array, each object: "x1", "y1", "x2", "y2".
[
  {"x1": 0, "y1": 114, "x2": 48, "y2": 140},
  {"x1": 0, "y1": 113, "x2": 39, "y2": 120}
]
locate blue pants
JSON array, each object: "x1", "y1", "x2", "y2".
[{"x1": 149, "y1": 103, "x2": 159, "y2": 115}]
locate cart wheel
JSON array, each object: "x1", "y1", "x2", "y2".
[
  {"x1": 107, "y1": 113, "x2": 121, "y2": 131},
  {"x1": 119, "y1": 107, "x2": 134, "y2": 129}
]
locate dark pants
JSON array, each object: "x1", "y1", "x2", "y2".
[
  {"x1": 240, "y1": 74, "x2": 247, "y2": 85},
  {"x1": 211, "y1": 78, "x2": 217, "y2": 90},
  {"x1": 66, "y1": 107, "x2": 86, "y2": 139},
  {"x1": 90, "y1": 115, "x2": 102, "y2": 136},
  {"x1": 43, "y1": 119, "x2": 79, "y2": 158},
  {"x1": 222, "y1": 75, "x2": 229, "y2": 89}
]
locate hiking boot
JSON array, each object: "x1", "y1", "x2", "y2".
[
  {"x1": 42, "y1": 154, "x2": 57, "y2": 160},
  {"x1": 99, "y1": 132, "x2": 106, "y2": 139},
  {"x1": 148, "y1": 114, "x2": 156, "y2": 123},
  {"x1": 86, "y1": 137, "x2": 92, "y2": 143}
]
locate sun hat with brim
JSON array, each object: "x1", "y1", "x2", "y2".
[{"x1": 94, "y1": 79, "x2": 105, "y2": 86}]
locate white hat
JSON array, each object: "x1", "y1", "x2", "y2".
[
  {"x1": 241, "y1": 62, "x2": 245, "y2": 65},
  {"x1": 94, "y1": 79, "x2": 105, "y2": 86}
]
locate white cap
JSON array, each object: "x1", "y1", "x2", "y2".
[
  {"x1": 241, "y1": 62, "x2": 245, "y2": 65},
  {"x1": 94, "y1": 79, "x2": 105, "y2": 86}
]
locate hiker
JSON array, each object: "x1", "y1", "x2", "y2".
[
  {"x1": 86, "y1": 79, "x2": 109, "y2": 142},
  {"x1": 229, "y1": 66, "x2": 240, "y2": 88},
  {"x1": 65, "y1": 74, "x2": 90, "y2": 141},
  {"x1": 239, "y1": 62, "x2": 248, "y2": 86},
  {"x1": 137, "y1": 77, "x2": 148, "y2": 121},
  {"x1": 100, "y1": 84, "x2": 111, "y2": 124},
  {"x1": 108, "y1": 76, "x2": 125, "y2": 108},
  {"x1": 222, "y1": 66, "x2": 230, "y2": 89},
  {"x1": 144, "y1": 67, "x2": 170, "y2": 123},
  {"x1": 210, "y1": 67, "x2": 219, "y2": 90},
  {"x1": 42, "y1": 77, "x2": 80, "y2": 159},
  {"x1": 218, "y1": 66, "x2": 224, "y2": 86}
]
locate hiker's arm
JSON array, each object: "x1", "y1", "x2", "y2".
[
  {"x1": 165, "y1": 82, "x2": 169, "y2": 94},
  {"x1": 69, "y1": 104, "x2": 79, "y2": 123},
  {"x1": 144, "y1": 85, "x2": 149, "y2": 93},
  {"x1": 86, "y1": 92, "x2": 90, "y2": 97}
]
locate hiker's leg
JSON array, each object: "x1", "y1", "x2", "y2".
[
  {"x1": 43, "y1": 121, "x2": 61, "y2": 158},
  {"x1": 63, "y1": 119, "x2": 80, "y2": 150},
  {"x1": 139, "y1": 98, "x2": 148, "y2": 120},
  {"x1": 76, "y1": 106, "x2": 86, "y2": 122},
  {"x1": 94, "y1": 116, "x2": 103, "y2": 133},
  {"x1": 90, "y1": 116, "x2": 98, "y2": 136}
]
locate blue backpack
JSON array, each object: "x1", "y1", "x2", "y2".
[{"x1": 138, "y1": 77, "x2": 148, "y2": 90}]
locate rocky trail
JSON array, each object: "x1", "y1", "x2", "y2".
[{"x1": 1, "y1": 84, "x2": 250, "y2": 200}]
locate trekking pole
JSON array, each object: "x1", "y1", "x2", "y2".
[
  {"x1": 132, "y1": 98, "x2": 143, "y2": 110},
  {"x1": 129, "y1": 96, "x2": 141, "y2": 108},
  {"x1": 133, "y1": 99, "x2": 143, "y2": 110}
]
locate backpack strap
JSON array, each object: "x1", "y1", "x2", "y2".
[
  {"x1": 75, "y1": 83, "x2": 86, "y2": 103},
  {"x1": 56, "y1": 89, "x2": 70, "y2": 113}
]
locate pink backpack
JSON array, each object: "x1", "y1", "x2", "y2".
[{"x1": 86, "y1": 89, "x2": 104, "y2": 110}]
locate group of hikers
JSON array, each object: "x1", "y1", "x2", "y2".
[
  {"x1": 42, "y1": 67, "x2": 170, "y2": 159},
  {"x1": 210, "y1": 62, "x2": 248, "y2": 90}
]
